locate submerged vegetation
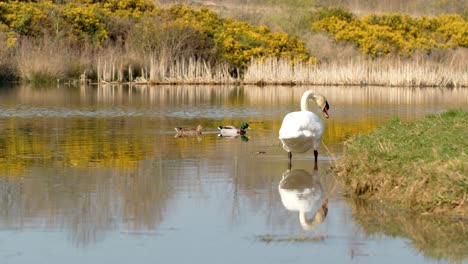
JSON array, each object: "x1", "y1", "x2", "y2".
[
  {"x1": 335, "y1": 110, "x2": 468, "y2": 214},
  {"x1": 0, "y1": 0, "x2": 466, "y2": 86}
]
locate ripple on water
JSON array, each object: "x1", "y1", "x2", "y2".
[
  {"x1": 0, "y1": 107, "x2": 146, "y2": 118},
  {"x1": 167, "y1": 106, "x2": 262, "y2": 119},
  {"x1": 0, "y1": 106, "x2": 264, "y2": 119}
]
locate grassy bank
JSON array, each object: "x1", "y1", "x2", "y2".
[{"x1": 335, "y1": 109, "x2": 468, "y2": 214}]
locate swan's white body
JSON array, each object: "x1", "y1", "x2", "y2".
[
  {"x1": 279, "y1": 90, "x2": 328, "y2": 158},
  {"x1": 278, "y1": 169, "x2": 328, "y2": 231},
  {"x1": 279, "y1": 170, "x2": 323, "y2": 212},
  {"x1": 279, "y1": 111, "x2": 324, "y2": 153}
]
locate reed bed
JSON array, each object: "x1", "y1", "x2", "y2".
[
  {"x1": 96, "y1": 51, "x2": 237, "y2": 84},
  {"x1": 243, "y1": 56, "x2": 468, "y2": 87},
  {"x1": 16, "y1": 39, "x2": 89, "y2": 84},
  {"x1": 12, "y1": 36, "x2": 467, "y2": 87}
]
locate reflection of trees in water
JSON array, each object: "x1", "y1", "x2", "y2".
[
  {"x1": 0, "y1": 160, "x2": 175, "y2": 247},
  {"x1": 350, "y1": 200, "x2": 468, "y2": 262},
  {"x1": 67, "y1": 189, "x2": 115, "y2": 247},
  {"x1": 0, "y1": 179, "x2": 23, "y2": 226},
  {"x1": 121, "y1": 161, "x2": 171, "y2": 231},
  {"x1": 0, "y1": 118, "x2": 156, "y2": 175}
]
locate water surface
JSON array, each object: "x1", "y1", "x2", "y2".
[{"x1": 0, "y1": 84, "x2": 466, "y2": 264}]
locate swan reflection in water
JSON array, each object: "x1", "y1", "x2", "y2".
[{"x1": 278, "y1": 169, "x2": 328, "y2": 231}]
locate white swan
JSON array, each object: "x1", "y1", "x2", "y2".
[
  {"x1": 278, "y1": 169, "x2": 328, "y2": 231},
  {"x1": 279, "y1": 90, "x2": 329, "y2": 169}
]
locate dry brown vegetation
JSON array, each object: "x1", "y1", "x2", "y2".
[
  {"x1": 244, "y1": 53, "x2": 468, "y2": 87},
  {"x1": 16, "y1": 38, "x2": 91, "y2": 83},
  {"x1": 95, "y1": 49, "x2": 236, "y2": 84}
]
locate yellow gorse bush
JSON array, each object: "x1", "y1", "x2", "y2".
[
  {"x1": 0, "y1": 1, "x2": 310, "y2": 69},
  {"x1": 312, "y1": 8, "x2": 468, "y2": 57},
  {"x1": 159, "y1": 5, "x2": 310, "y2": 68},
  {"x1": 62, "y1": 4, "x2": 108, "y2": 45},
  {"x1": 0, "y1": 22, "x2": 17, "y2": 48},
  {"x1": 0, "y1": 1, "x2": 55, "y2": 37}
]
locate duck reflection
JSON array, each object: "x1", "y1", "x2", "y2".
[
  {"x1": 217, "y1": 134, "x2": 250, "y2": 142},
  {"x1": 174, "y1": 125, "x2": 203, "y2": 141},
  {"x1": 278, "y1": 169, "x2": 328, "y2": 231}
]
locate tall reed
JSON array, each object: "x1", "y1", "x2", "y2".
[
  {"x1": 0, "y1": 49, "x2": 16, "y2": 81},
  {"x1": 96, "y1": 49, "x2": 237, "y2": 84},
  {"x1": 244, "y1": 55, "x2": 468, "y2": 87},
  {"x1": 16, "y1": 38, "x2": 89, "y2": 84}
]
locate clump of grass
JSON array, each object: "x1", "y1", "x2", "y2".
[
  {"x1": 16, "y1": 38, "x2": 90, "y2": 84},
  {"x1": 335, "y1": 109, "x2": 468, "y2": 214},
  {"x1": 0, "y1": 54, "x2": 17, "y2": 82}
]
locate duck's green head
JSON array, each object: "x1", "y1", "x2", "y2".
[{"x1": 240, "y1": 122, "x2": 249, "y2": 130}]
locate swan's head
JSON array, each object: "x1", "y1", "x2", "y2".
[
  {"x1": 302, "y1": 91, "x2": 330, "y2": 118},
  {"x1": 314, "y1": 95, "x2": 330, "y2": 119}
]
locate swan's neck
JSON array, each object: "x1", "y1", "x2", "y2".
[
  {"x1": 300, "y1": 90, "x2": 317, "y2": 111},
  {"x1": 299, "y1": 210, "x2": 325, "y2": 231}
]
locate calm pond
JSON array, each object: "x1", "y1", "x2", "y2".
[{"x1": 0, "y1": 84, "x2": 466, "y2": 264}]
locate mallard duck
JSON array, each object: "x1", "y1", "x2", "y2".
[
  {"x1": 217, "y1": 122, "x2": 249, "y2": 137},
  {"x1": 174, "y1": 124, "x2": 203, "y2": 137},
  {"x1": 279, "y1": 90, "x2": 330, "y2": 170}
]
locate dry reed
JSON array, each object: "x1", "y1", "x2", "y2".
[
  {"x1": 16, "y1": 38, "x2": 90, "y2": 83},
  {"x1": 96, "y1": 49, "x2": 237, "y2": 84},
  {"x1": 244, "y1": 55, "x2": 468, "y2": 87}
]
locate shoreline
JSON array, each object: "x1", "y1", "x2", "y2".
[{"x1": 334, "y1": 109, "x2": 468, "y2": 215}]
